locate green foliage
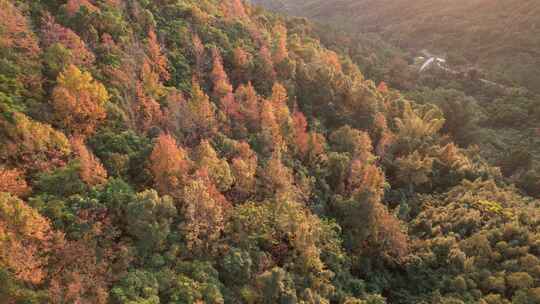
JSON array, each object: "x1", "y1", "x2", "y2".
[
  {"x1": 111, "y1": 270, "x2": 160, "y2": 304},
  {"x1": 126, "y1": 190, "x2": 177, "y2": 258}
]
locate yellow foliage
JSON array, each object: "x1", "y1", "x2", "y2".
[
  {"x1": 52, "y1": 64, "x2": 109, "y2": 136},
  {"x1": 395, "y1": 101, "x2": 445, "y2": 140},
  {"x1": 395, "y1": 151, "x2": 434, "y2": 186}
]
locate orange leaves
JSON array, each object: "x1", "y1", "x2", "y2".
[
  {"x1": 0, "y1": 112, "x2": 71, "y2": 171},
  {"x1": 0, "y1": 168, "x2": 30, "y2": 197},
  {"x1": 146, "y1": 29, "x2": 170, "y2": 82},
  {"x1": 0, "y1": 0, "x2": 41, "y2": 91},
  {"x1": 135, "y1": 82, "x2": 164, "y2": 133},
  {"x1": 261, "y1": 152, "x2": 296, "y2": 200},
  {"x1": 235, "y1": 82, "x2": 261, "y2": 130},
  {"x1": 182, "y1": 83, "x2": 218, "y2": 141},
  {"x1": 211, "y1": 48, "x2": 240, "y2": 121},
  {"x1": 51, "y1": 65, "x2": 109, "y2": 137},
  {"x1": 64, "y1": 0, "x2": 99, "y2": 17},
  {"x1": 194, "y1": 140, "x2": 234, "y2": 192},
  {"x1": 179, "y1": 176, "x2": 226, "y2": 254},
  {"x1": 270, "y1": 83, "x2": 291, "y2": 129},
  {"x1": 233, "y1": 46, "x2": 251, "y2": 70},
  {"x1": 48, "y1": 228, "x2": 113, "y2": 304},
  {"x1": 272, "y1": 24, "x2": 289, "y2": 64},
  {"x1": 0, "y1": 193, "x2": 54, "y2": 284},
  {"x1": 222, "y1": 0, "x2": 248, "y2": 20},
  {"x1": 260, "y1": 100, "x2": 284, "y2": 155},
  {"x1": 292, "y1": 110, "x2": 309, "y2": 155},
  {"x1": 322, "y1": 50, "x2": 342, "y2": 73},
  {"x1": 0, "y1": 0, "x2": 40, "y2": 59},
  {"x1": 71, "y1": 137, "x2": 108, "y2": 186},
  {"x1": 230, "y1": 142, "x2": 258, "y2": 199},
  {"x1": 211, "y1": 48, "x2": 232, "y2": 97},
  {"x1": 232, "y1": 46, "x2": 252, "y2": 83},
  {"x1": 149, "y1": 133, "x2": 191, "y2": 195},
  {"x1": 259, "y1": 45, "x2": 277, "y2": 80}
]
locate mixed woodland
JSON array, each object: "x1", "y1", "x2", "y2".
[{"x1": 1, "y1": 0, "x2": 540, "y2": 303}]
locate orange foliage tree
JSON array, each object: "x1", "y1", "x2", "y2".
[
  {"x1": 149, "y1": 133, "x2": 192, "y2": 196},
  {"x1": 235, "y1": 82, "x2": 261, "y2": 133},
  {"x1": 48, "y1": 221, "x2": 117, "y2": 304},
  {"x1": 163, "y1": 89, "x2": 185, "y2": 135},
  {"x1": 260, "y1": 100, "x2": 284, "y2": 155},
  {"x1": 51, "y1": 64, "x2": 109, "y2": 137},
  {"x1": 269, "y1": 83, "x2": 292, "y2": 138},
  {"x1": 230, "y1": 141, "x2": 258, "y2": 200},
  {"x1": 0, "y1": 0, "x2": 40, "y2": 56},
  {"x1": 211, "y1": 48, "x2": 239, "y2": 123},
  {"x1": 292, "y1": 110, "x2": 309, "y2": 156},
  {"x1": 329, "y1": 126, "x2": 408, "y2": 260},
  {"x1": 0, "y1": 167, "x2": 30, "y2": 197},
  {"x1": 232, "y1": 46, "x2": 252, "y2": 84},
  {"x1": 0, "y1": 112, "x2": 71, "y2": 171},
  {"x1": 260, "y1": 152, "x2": 297, "y2": 200},
  {"x1": 0, "y1": 193, "x2": 54, "y2": 285},
  {"x1": 180, "y1": 82, "x2": 218, "y2": 142},
  {"x1": 64, "y1": 0, "x2": 99, "y2": 17},
  {"x1": 134, "y1": 81, "x2": 164, "y2": 133},
  {"x1": 179, "y1": 174, "x2": 228, "y2": 255},
  {"x1": 194, "y1": 140, "x2": 234, "y2": 192},
  {"x1": 273, "y1": 24, "x2": 288, "y2": 64},
  {"x1": 146, "y1": 29, "x2": 170, "y2": 82},
  {"x1": 71, "y1": 137, "x2": 108, "y2": 187},
  {"x1": 0, "y1": 0, "x2": 41, "y2": 91},
  {"x1": 258, "y1": 45, "x2": 276, "y2": 83},
  {"x1": 222, "y1": 0, "x2": 247, "y2": 20}
]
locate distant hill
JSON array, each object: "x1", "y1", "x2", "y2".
[{"x1": 251, "y1": 0, "x2": 540, "y2": 91}]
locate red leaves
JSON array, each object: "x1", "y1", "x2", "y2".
[{"x1": 377, "y1": 81, "x2": 389, "y2": 93}]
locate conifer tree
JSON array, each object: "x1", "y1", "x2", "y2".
[
  {"x1": 211, "y1": 48, "x2": 239, "y2": 123},
  {"x1": 71, "y1": 137, "x2": 108, "y2": 187},
  {"x1": 146, "y1": 29, "x2": 170, "y2": 82}
]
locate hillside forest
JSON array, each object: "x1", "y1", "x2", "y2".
[{"x1": 1, "y1": 1, "x2": 540, "y2": 304}]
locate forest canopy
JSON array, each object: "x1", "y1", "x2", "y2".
[{"x1": 0, "y1": 1, "x2": 539, "y2": 304}]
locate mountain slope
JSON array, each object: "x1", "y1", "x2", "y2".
[
  {"x1": 252, "y1": 0, "x2": 540, "y2": 91},
  {"x1": 1, "y1": 1, "x2": 540, "y2": 304}
]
